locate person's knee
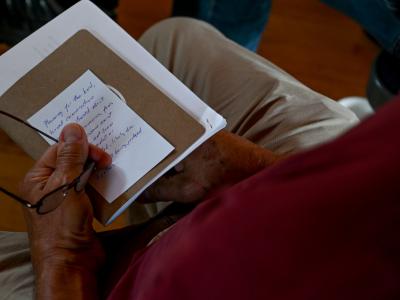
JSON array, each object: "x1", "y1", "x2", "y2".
[{"x1": 139, "y1": 17, "x2": 219, "y2": 45}]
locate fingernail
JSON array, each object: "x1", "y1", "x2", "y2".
[{"x1": 62, "y1": 124, "x2": 83, "y2": 143}]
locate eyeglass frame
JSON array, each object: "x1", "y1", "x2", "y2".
[{"x1": 0, "y1": 110, "x2": 95, "y2": 215}]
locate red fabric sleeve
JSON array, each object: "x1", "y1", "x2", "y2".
[{"x1": 108, "y1": 97, "x2": 400, "y2": 300}]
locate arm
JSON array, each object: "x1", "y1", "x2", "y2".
[
  {"x1": 21, "y1": 124, "x2": 111, "y2": 299},
  {"x1": 35, "y1": 263, "x2": 98, "y2": 299}
]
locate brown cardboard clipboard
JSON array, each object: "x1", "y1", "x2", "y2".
[{"x1": 0, "y1": 30, "x2": 205, "y2": 225}]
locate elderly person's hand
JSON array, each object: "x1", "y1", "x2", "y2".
[
  {"x1": 144, "y1": 131, "x2": 283, "y2": 203},
  {"x1": 21, "y1": 123, "x2": 111, "y2": 299}
]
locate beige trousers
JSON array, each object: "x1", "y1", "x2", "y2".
[{"x1": 0, "y1": 18, "x2": 357, "y2": 299}]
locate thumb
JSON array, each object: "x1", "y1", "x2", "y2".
[{"x1": 55, "y1": 123, "x2": 89, "y2": 181}]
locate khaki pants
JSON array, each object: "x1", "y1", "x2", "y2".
[{"x1": 0, "y1": 18, "x2": 357, "y2": 299}]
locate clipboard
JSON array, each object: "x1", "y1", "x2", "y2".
[{"x1": 0, "y1": 30, "x2": 205, "y2": 224}]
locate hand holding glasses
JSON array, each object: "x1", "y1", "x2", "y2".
[{"x1": 0, "y1": 110, "x2": 97, "y2": 214}]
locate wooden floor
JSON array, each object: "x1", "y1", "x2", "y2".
[{"x1": 0, "y1": 0, "x2": 379, "y2": 232}]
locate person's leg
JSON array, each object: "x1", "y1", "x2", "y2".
[
  {"x1": 197, "y1": 0, "x2": 271, "y2": 51},
  {"x1": 322, "y1": 0, "x2": 400, "y2": 57},
  {"x1": 139, "y1": 18, "x2": 358, "y2": 155},
  {"x1": 0, "y1": 232, "x2": 34, "y2": 300},
  {"x1": 130, "y1": 17, "x2": 358, "y2": 223},
  {"x1": 172, "y1": 0, "x2": 271, "y2": 51}
]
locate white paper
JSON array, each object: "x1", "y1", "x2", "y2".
[
  {"x1": 0, "y1": 0, "x2": 226, "y2": 224},
  {"x1": 28, "y1": 70, "x2": 174, "y2": 203}
]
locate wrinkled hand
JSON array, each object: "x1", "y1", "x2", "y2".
[
  {"x1": 144, "y1": 131, "x2": 283, "y2": 203},
  {"x1": 21, "y1": 124, "x2": 112, "y2": 274}
]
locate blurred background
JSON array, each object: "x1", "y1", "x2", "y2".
[{"x1": 0, "y1": 0, "x2": 381, "y2": 231}]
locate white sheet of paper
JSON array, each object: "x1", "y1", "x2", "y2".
[{"x1": 28, "y1": 70, "x2": 174, "y2": 203}]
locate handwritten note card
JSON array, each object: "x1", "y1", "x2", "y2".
[{"x1": 28, "y1": 70, "x2": 174, "y2": 203}]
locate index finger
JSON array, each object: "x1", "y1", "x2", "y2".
[{"x1": 33, "y1": 144, "x2": 58, "y2": 170}]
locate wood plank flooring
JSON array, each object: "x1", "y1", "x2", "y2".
[{"x1": 0, "y1": 0, "x2": 379, "y2": 231}]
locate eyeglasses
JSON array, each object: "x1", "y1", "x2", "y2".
[{"x1": 0, "y1": 110, "x2": 95, "y2": 214}]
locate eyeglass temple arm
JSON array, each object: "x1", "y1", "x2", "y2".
[
  {"x1": 0, "y1": 110, "x2": 58, "y2": 209},
  {"x1": 0, "y1": 110, "x2": 58, "y2": 143},
  {"x1": 0, "y1": 187, "x2": 38, "y2": 208}
]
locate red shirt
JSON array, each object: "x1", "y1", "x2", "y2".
[{"x1": 108, "y1": 97, "x2": 400, "y2": 300}]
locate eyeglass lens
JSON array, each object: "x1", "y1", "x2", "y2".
[{"x1": 37, "y1": 185, "x2": 68, "y2": 214}]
